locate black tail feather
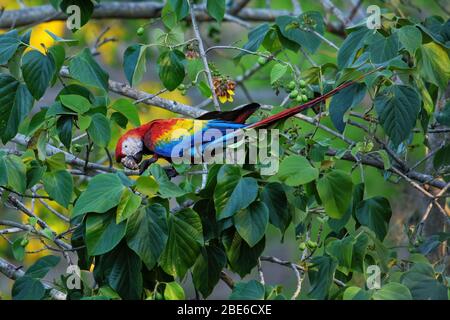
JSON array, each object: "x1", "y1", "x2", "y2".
[{"x1": 196, "y1": 103, "x2": 260, "y2": 124}]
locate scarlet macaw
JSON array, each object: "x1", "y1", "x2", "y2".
[{"x1": 115, "y1": 74, "x2": 371, "y2": 174}]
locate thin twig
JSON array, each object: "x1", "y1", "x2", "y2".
[{"x1": 188, "y1": 0, "x2": 220, "y2": 110}]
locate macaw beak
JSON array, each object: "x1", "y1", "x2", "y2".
[
  {"x1": 120, "y1": 151, "x2": 143, "y2": 170},
  {"x1": 121, "y1": 156, "x2": 139, "y2": 170}
]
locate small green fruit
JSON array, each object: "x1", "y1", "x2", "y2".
[
  {"x1": 299, "y1": 79, "x2": 307, "y2": 88},
  {"x1": 289, "y1": 89, "x2": 299, "y2": 99},
  {"x1": 178, "y1": 84, "x2": 185, "y2": 90},
  {"x1": 295, "y1": 95, "x2": 303, "y2": 102},
  {"x1": 287, "y1": 81, "x2": 296, "y2": 90},
  {"x1": 181, "y1": 89, "x2": 187, "y2": 96},
  {"x1": 257, "y1": 56, "x2": 267, "y2": 65},
  {"x1": 136, "y1": 27, "x2": 145, "y2": 36},
  {"x1": 301, "y1": 94, "x2": 308, "y2": 102},
  {"x1": 299, "y1": 242, "x2": 306, "y2": 250},
  {"x1": 306, "y1": 240, "x2": 318, "y2": 249},
  {"x1": 300, "y1": 88, "x2": 308, "y2": 94},
  {"x1": 20, "y1": 238, "x2": 29, "y2": 247}
]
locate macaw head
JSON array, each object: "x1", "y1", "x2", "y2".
[
  {"x1": 115, "y1": 123, "x2": 153, "y2": 169},
  {"x1": 115, "y1": 135, "x2": 143, "y2": 170}
]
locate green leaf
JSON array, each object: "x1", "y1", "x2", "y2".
[
  {"x1": 436, "y1": 101, "x2": 450, "y2": 126},
  {"x1": 351, "y1": 231, "x2": 369, "y2": 273},
  {"x1": 329, "y1": 83, "x2": 366, "y2": 132},
  {"x1": 343, "y1": 286, "x2": 372, "y2": 300},
  {"x1": 317, "y1": 170, "x2": 353, "y2": 219},
  {"x1": 337, "y1": 28, "x2": 370, "y2": 68},
  {"x1": 372, "y1": 282, "x2": 412, "y2": 300},
  {"x1": 161, "y1": 2, "x2": 178, "y2": 29},
  {"x1": 57, "y1": 83, "x2": 94, "y2": 102},
  {"x1": 396, "y1": 25, "x2": 422, "y2": 54},
  {"x1": 48, "y1": 45, "x2": 65, "y2": 84},
  {"x1": 307, "y1": 256, "x2": 337, "y2": 299},
  {"x1": 25, "y1": 255, "x2": 60, "y2": 278},
  {"x1": 87, "y1": 113, "x2": 111, "y2": 148},
  {"x1": 270, "y1": 63, "x2": 288, "y2": 84},
  {"x1": 135, "y1": 176, "x2": 159, "y2": 197},
  {"x1": 111, "y1": 98, "x2": 140, "y2": 127},
  {"x1": 377, "y1": 150, "x2": 392, "y2": 170},
  {"x1": 4, "y1": 155, "x2": 27, "y2": 193},
  {"x1": 42, "y1": 170, "x2": 73, "y2": 208},
  {"x1": 0, "y1": 30, "x2": 20, "y2": 65},
  {"x1": 260, "y1": 182, "x2": 291, "y2": 233},
  {"x1": 21, "y1": 50, "x2": 55, "y2": 100},
  {"x1": 72, "y1": 173, "x2": 125, "y2": 218},
  {"x1": 355, "y1": 197, "x2": 392, "y2": 241},
  {"x1": 207, "y1": 0, "x2": 225, "y2": 22},
  {"x1": 86, "y1": 211, "x2": 127, "y2": 256},
  {"x1": 169, "y1": 0, "x2": 189, "y2": 21},
  {"x1": 276, "y1": 155, "x2": 319, "y2": 186},
  {"x1": 192, "y1": 244, "x2": 227, "y2": 298},
  {"x1": 60, "y1": 0, "x2": 94, "y2": 29},
  {"x1": 126, "y1": 204, "x2": 168, "y2": 269},
  {"x1": 164, "y1": 282, "x2": 185, "y2": 300},
  {"x1": 434, "y1": 144, "x2": 450, "y2": 170},
  {"x1": 12, "y1": 237, "x2": 25, "y2": 261},
  {"x1": 69, "y1": 48, "x2": 109, "y2": 91},
  {"x1": 326, "y1": 236, "x2": 355, "y2": 275},
  {"x1": 374, "y1": 84, "x2": 421, "y2": 147},
  {"x1": 123, "y1": 44, "x2": 147, "y2": 86},
  {"x1": 236, "y1": 23, "x2": 270, "y2": 58},
  {"x1": 116, "y1": 188, "x2": 142, "y2": 223},
  {"x1": 56, "y1": 115, "x2": 73, "y2": 149},
  {"x1": 401, "y1": 263, "x2": 448, "y2": 300},
  {"x1": 230, "y1": 280, "x2": 265, "y2": 300},
  {"x1": 213, "y1": 165, "x2": 240, "y2": 217},
  {"x1": 59, "y1": 94, "x2": 90, "y2": 114},
  {"x1": 27, "y1": 161, "x2": 45, "y2": 189},
  {"x1": 417, "y1": 42, "x2": 450, "y2": 90},
  {"x1": 45, "y1": 152, "x2": 66, "y2": 172},
  {"x1": 149, "y1": 164, "x2": 186, "y2": 198},
  {"x1": 276, "y1": 12, "x2": 325, "y2": 54},
  {"x1": 160, "y1": 208, "x2": 203, "y2": 278},
  {"x1": 197, "y1": 81, "x2": 212, "y2": 98},
  {"x1": 0, "y1": 74, "x2": 34, "y2": 143},
  {"x1": 234, "y1": 201, "x2": 269, "y2": 247},
  {"x1": 0, "y1": 157, "x2": 7, "y2": 186},
  {"x1": 157, "y1": 50, "x2": 185, "y2": 91},
  {"x1": 223, "y1": 229, "x2": 265, "y2": 277},
  {"x1": 12, "y1": 277, "x2": 45, "y2": 300},
  {"x1": 419, "y1": 17, "x2": 450, "y2": 48},
  {"x1": 95, "y1": 243, "x2": 143, "y2": 300},
  {"x1": 186, "y1": 58, "x2": 203, "y2": 81},
  {"x1": 367, "y1": 32, "x2": 399, "y2": 64},
  {"x1": 216, "y1": 175, "x2": 258, "y2": 220},
  {"x1": 111, "y1": 112, "x2": 127, "y2": 128}
]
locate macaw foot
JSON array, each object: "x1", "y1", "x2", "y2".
[
  {"x1": 164, "y1": 167, "x2": 178, "y2": 179},
  {"x1": 139, "y1": 157, "x2": 158, "y2": 175}
]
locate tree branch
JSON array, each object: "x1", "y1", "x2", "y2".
[
  {"x1": 59, "y1": 67, "x2": 204, "y2": 118},
  {"x1": 0, "y1": 2, "x2": 347, "y2": 37},
  {"x1": 188, "y1": 0, "x2": 220, "y2": 110},
  {"x1": 0, "y1": 257, "x2": 66, "y2": 300}
]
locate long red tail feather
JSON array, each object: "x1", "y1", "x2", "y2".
[{"x1": 246, "y1": 67, "x2": 382, "y2": 129}]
